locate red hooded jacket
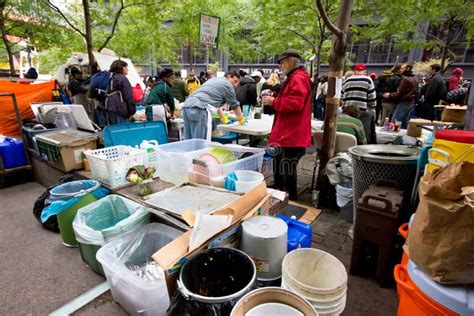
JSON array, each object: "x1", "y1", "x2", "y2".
[{"x1": 269, "y1": 67, "x2": 312, "y2": 148}]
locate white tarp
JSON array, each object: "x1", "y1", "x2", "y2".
[{"x1": 94, "y1": 52, "x2": 145, "y2": 90}]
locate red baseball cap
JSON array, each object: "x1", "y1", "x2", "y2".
[{"x1": 354, "y1": 63, "x2": 366, "y2": 71}]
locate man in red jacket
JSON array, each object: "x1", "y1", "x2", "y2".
[{"x1": 262, "y1": 49, "x2": 312, "y2": 200}]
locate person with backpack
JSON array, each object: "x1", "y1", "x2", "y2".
[{"x1": 89, "y1": 59, "x2": 136, "y2": 126}]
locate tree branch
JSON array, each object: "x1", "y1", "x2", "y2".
[
  {"x1": 315, "y1": 0, "x2": 342, "y2": 38},
  {"x1": 98, "y1": 0, "x2": 125, "y2": 51},
  {"x1": 44, "y1": 0, "x2": 85, "y2": 38},
  {"x1": 277, "y1": 27, "x2": 316, "y2": 51}
]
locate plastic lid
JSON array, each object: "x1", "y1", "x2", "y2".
[
  {"x1": 242, "y1": 216, "x2": 287, "y2": 239},
  {"x1": 407, "y1": 260, "x2": 474, "y2": 314},
  {"x1": 435, "y1": 130, "x2": 474, "y2": 144}
]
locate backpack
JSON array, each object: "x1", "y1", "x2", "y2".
[{"x1": 89, "y1": 71, "x2": 113, "y2": 101}]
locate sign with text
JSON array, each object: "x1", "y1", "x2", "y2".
[{"x1": 199, "y1": 14, "x2": 221, "y2": 48}]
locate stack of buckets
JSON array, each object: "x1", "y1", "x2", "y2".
[{"x1": 281, "y1": 248, "x2": 348, "y2": 315}]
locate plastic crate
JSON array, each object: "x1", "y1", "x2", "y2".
[
  {"x1": 192, "y1": 144, "x2": 265, "y2": 178},
  {"x1": 85, "y1": 146, "x2": 146, "y2": 188},
  {"x1": 155, "y1": 139, "x2": 214, "y2": 185},
  {"x1": 35, "y1": 129, "x2": 98, "y2": 172},
  {"x1": 22, "y1": 123, "x2": 57, "y2": 151}
]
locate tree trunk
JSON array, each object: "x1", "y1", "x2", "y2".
[
  {"x1": 315, "y1": 0, "x2": 353, "y2": 206},
  {"x1": 0, "y1": 1, "x2": 15, "y2": 76},
  {"x1": 83, "y1": 0, "x2": 95, "y2": 74},
  {"x1": 188, "y1": 41, "x2": 193, "y2": 72},
  {"x1": 316, "y1": 40, "x2": 323, "y2": 76},
  {"x1": 440, "y1": 17, "x2": 454, "y2": 76}
]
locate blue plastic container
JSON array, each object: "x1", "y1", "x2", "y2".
[
  {"x1": 103, "y1": 121, "x2": 168, "y2": 148},
  {"x1": 276, "y1": 214, "x2": 312, "y2": 252},
  {"x1": 0, "y1": 137, "x2": 28, "y2": 169}
]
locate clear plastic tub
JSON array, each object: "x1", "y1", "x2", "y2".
[
  {"x1": 155, "y1": 139, "x2": 213, "y2": 185},
  {"x1": 192, "y1": 144, "x2": 265, "y2": 178}
]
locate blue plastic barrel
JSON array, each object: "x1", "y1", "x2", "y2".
[
  {"x1": 276, "y1": 214, "x2": 312, "y2": 252},
  {"x1": 0, "y1": 137, "x2": 28, "y2": 169}
]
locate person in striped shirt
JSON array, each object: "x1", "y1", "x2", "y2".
[
  {"x1": 341, "y1": 63, "x2": 377, "y2": 112},
  {"x1": 342, "y1": 64, "x2": 377, "y2": 143}
]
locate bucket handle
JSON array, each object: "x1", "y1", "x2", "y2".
[
  {"x1": 50, "y1": 181, "x2": 101, "y2": 200},
  {"x1": 398, "y1": 223, "x2": 409, "y2": 240},
  {"x1": 394, "y1": 264, "x2": 415, "y2": 293}
]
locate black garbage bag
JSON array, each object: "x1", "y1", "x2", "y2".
[
  {"x1": 167, "y1": 290, "x2": 241, "y2": 316},
  {"x1": 33, "y1": 173, "x2": 74, "y2": 232}
]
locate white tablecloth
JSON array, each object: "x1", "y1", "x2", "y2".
[{"x1": 217, "y1": 115, "x2": 274, "y2": 136}]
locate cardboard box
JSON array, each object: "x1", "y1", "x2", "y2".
[
  {"x1": 406, "y1": 119, "x2": 453, "y2": 138},
  {"x1": 152, "y1": 182, "x2": 269, "y2": 296},
  {"x1": 441, "y1": 106, "x2": 467, "y2": 123}
]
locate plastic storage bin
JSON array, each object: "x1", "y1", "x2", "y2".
[
  {"x1": 49, "y1": 180, "x2": 102, "y2": 247},
  {"x1": 96, "y1": 223, "x2": 182, "y2": 316},
  {"x1": 276, "y1": 214, "x2": 312, "y2": 252},
  {"x1": 103, "y1": 121, "x2": 168, "y2": 148},
  {"x1": 35, "y1": 129, "x2": 98, "y2": 172},
  {"x1": 73, "y1": 195, "x2": 150, "y2": 275},
  {"x1": 155, "y1": 139, "x2": 213, "y2": 185},
  {"x1": 85, "y1": 146, "x2": 146, "y2": 189},
  {"x1": 192, "y1": 144, "x2": 265, "y2": 178},
  {"x1": 22, "y1": 123, "x2": 57, "y2": 151},
  {"x1": 0, "y1": 137, "x2": 28, "y2": 169},
  {"x1": 426, "y1": 130, "x2": 474, "y2": 173}
]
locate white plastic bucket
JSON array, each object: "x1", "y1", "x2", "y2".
[
  {"x1": 282, "y1": 248, "x2": 348, "y2": 294},
  {"x1": 281, "y1": 249, "x2": 348, "y2": 315},
  {"x1": 241, "y1": 216, "x2": 288, "y2": 281},
  {"x1": 233, "y1": 170, "x2": 264, "y2": 193},
  {"x1": 230, "y1": 287, "x2": 318, "y2": 316}
]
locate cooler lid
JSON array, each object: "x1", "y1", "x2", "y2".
[
  {"x1": 242, "y1": 215, "x2": 287, "y2": 239},
  {"x1": 435, "y1": 130, "x2": 474, "y2": 144},
  {"x1": 35, "y1": 129, "x2": 97, "y2": 145},
  {"x1": 407, "y1": 260, "x2": 474, "y2": 315}
]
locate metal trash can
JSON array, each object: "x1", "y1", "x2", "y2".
[{"x1": 349, "y1": 145, "x2": 420, "y2": 224}]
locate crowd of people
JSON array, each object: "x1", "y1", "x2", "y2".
[{"x1": 312, "y1": 62, "x2": 470, "y2": 145}]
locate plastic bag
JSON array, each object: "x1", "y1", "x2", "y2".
[
  {"x1": 335, "y1": 184, "x2": 353, "y2": 207},
  {"x1": 326, "y1": 153, "x2": 353, "y2": 185},
  {"x1": 41, "y1": 180, "x2": 108, "y2": 223},
  {"x1": 33, "y1": 173, "x2": 75, "y2": 233},
  {"x1": 96, "y1": 223, "x2": 182, "y2": 316},
  {"x1": 73, "y1": 194, "x2": 150, "y2": 245}
]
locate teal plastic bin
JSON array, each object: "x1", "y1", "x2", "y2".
[{"x1": 73, "y1": 195, "x2": 150, "y2": 275}]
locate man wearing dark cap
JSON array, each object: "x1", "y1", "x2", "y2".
[
  {"x1": 261, "y1": 49, "x2": 312, "y2": 201},
  {"x1": 342, "y1": 63, "x2": 377, "y2": 143},
  {"x1": 419, "y1": 63, "x2": 446, "y2": 120}
]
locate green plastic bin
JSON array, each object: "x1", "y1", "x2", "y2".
[
  {"x1": 51, "y1": 180, "x2": 101, "y2": 247},
  {"x1": 73, "y1": 195, "x2": 150, "y2": 276}
]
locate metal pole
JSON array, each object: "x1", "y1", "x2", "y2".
[{"x1": 206, "y1": 45, "x2": 209, "y2": 72}]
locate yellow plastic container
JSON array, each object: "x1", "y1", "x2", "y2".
[{"x1": 426, "y1": 140, "x2": 474, "y2": 173}]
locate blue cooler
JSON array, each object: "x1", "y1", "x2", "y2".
[{"x1": 0, "y1": 137, "x2": 28, "y2": 169}]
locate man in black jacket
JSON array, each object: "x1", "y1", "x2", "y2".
[
  {"x1": 419, "y1": 63, "x2": 446, "y2": 120},
  {"x1": 235, "y1": 70, "x2": 257, "y2": 107}
]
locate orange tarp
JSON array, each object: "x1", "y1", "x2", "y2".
[{"x1": 0, "y1": 80, "x2": 55, "y2": 136}]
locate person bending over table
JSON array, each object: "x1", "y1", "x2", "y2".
[
  {"x1": 261, "y1": 49, "x2": 312, "y2": 201},
  {"x1": 182, "y1": 71, "x2": 245, "y2": 140}
]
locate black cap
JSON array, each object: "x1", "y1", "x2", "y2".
[{"x1": 276, "y1": 49, "x2": 302, "y2": 64}]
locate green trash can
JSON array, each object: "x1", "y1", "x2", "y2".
[
  {"x1": 73, "y1": 195, "x2": 150, "y2": 276},
  {"x1": 50, "y1": 180, "x2": 102, "y2": 247}
]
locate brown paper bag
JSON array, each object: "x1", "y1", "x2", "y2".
[{"x1": 407, "y1": 161, "x2": 474, "y2": 284}]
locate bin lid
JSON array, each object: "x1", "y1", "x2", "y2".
[
  {"x1": 35, "y1": 129, "x2": 98, "y2": 145},
  {"x1": 407, "y1": 260, "x2": 474, "y2": 315},
  {"x1": 349, "y1": 145, "x2": 420, "y2": 164},
  {"x1": 435, "y1": 130, "x2": 474, "y2": 144}
]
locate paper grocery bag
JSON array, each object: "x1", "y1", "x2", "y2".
[{"x1": 407, "y1": 161, "x2": 474, "y2": 284}]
